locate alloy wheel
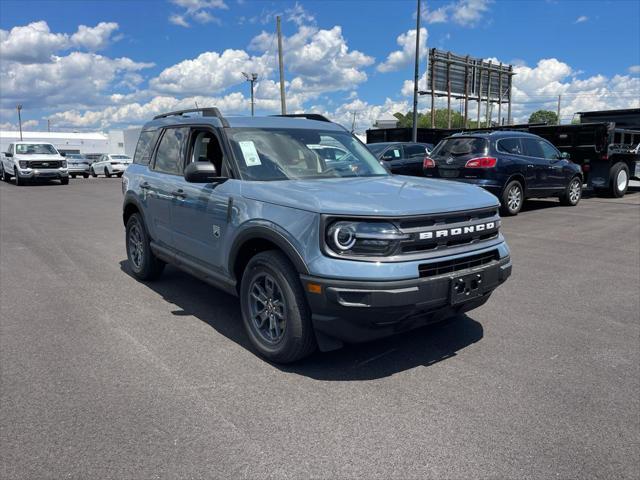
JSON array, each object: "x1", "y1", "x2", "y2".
[
  {"x1": 569, "y1": 179, "x2": 581, "y2": 203},
  {"x1": 128, "y1": 223, "x2": 144, "y2": 269},
  {"x1": 507, "y1": 184, "x2": 522, "y2": 212},
  {"x1": 248, "y1": 273, "x2": 287, "y2": 344},
  {"x1": 617, "y1": 169, "x2": 628, "y2": 193}
]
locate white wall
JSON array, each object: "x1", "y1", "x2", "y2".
[{"x1": 0, "y1": 131, "x2": 109, "y2": 155}]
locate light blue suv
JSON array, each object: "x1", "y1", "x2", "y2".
[{"x1": 122, "y1": 108, "x2": 511, "y2": 363}]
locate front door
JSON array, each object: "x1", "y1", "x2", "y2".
[
  {"x1": 521, "y1": 137, "x2": 551, "y2": 190},
  {"x1": 170, "y1": 128, "x2": 234, "y2": 271}
]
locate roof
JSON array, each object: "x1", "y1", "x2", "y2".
[
  {"x1": 449, "y1": 130, "x2": 541, "y2": 139},
  {"x1": 143, "y1": 114, "x2": 345, "y2": 131},
  {"x1": 0, "y1": 130, "x2": 107, "y2": 140},
  {"x1": 577, "y1": 108, "x2": 640, "y2": 115}
]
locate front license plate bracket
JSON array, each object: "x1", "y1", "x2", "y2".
[{"x1": 450, "y1": 272, "x2": 484, "y2": 305}]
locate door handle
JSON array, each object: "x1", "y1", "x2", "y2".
[
  {"x1": 527, "y1": 164, "x2": 534, "y2": 168},
  {"x1": 171, "y1": 189, "x2": 186, "y2": 199},
  {"x1": 140, "y1": 181, "x2": 151, "y2": 190}
]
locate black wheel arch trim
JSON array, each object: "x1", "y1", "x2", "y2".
[
  {"x1": 122, "y1": 193, "x2": 147, "y2": 227},
  {"x1": 229, "y1": 225, "x2": 310, "y2": 278}
]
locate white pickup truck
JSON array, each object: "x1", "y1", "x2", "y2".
[{"x1": 1, "y1": 142, "x2": 69, "y2": 186}]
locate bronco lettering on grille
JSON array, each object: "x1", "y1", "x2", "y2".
[{"x1": 419, "y1": 221, "x2": 497, "y2": 240}]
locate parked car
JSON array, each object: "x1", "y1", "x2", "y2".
[
  {"x1": 122, "y1": 108, "x2": 511, "y2": 363},
  {"x1": 367, "y1": 142, "x2": 431, "y2": 176},
  {"x1": 423, "y1": 131, "x2": 583, "y2": 216},
  {"x1": 0, "y1": 142, "x2": 69, "y2": 185},
  {"x1": 66, "y1": 154, "x2": 90, "y2": 178},
  {"x1": 84, "y1": 153, "x2": 104, "y2": 165},
  {"x1": 90, "y1": 154, "x2": 132, "y2": 177}
]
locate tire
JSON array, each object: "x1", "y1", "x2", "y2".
[
  {"x1": 559, "y1": 176, "x2": 582, "y2": 206},
  {"x1": 90, "y1": 167, "x2": 97, "y2": 178},
  {"x1": 0, "y1": 163, "x2": 10, "y2": 182},
  {"x1": 83, "y1": 173, "x2": 89, "y2": 179},
  {"x1": 500, "y1": 180, "x2": 524, "y2": 216},
  {"x1": 609, "y1": 162, "x2": 629, "y2": 198},
  {"x1": 70, "y1": 174, "x2": 76, "y2": 179},
  {"x1": 104, "y1": 167, "x2": 111, "y2": 178},
  {"x1": 125, "y1": 213, "x2": 165, "y2": 281},
  {"x1": 60, "y1": 177, "x2": 69, "y2": 185},
  {"x1": 116, "y1": 172, "x2": 123, "y2": 178},
  {"x1": 14, "y1": 166, "x2": 24, "y2": 186},
  {"x1": 240, "y1": 250, "x2": 316, "y2": 363}
]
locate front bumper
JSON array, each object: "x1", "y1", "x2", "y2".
[
  {"x1": 17, "y1": 168, "x2": 68, "y2": 180},
  {"x1": 302, "y1": 255, "x2": 511, "y2": 344}
]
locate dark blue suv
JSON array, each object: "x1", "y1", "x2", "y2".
[{"x1": 423, "y1": 131, "x2": 583, "y2": 215}]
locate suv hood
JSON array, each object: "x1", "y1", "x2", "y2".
[{"x1": 240, "y1": 176, "x2": 498, "y2": 216}]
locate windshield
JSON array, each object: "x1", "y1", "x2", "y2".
[
  {"x1": 15, "y1": 144, "x2": 58, "y2": 155},
  {"x1": 67, "y1": 154, "x2": 86, "y2": 160},
  {"x1": 227, "y1": 128, "x2": 388, "y2": 181},
  {"x1": 431, "y1": 137, "x2": 488, "y2": 157}
]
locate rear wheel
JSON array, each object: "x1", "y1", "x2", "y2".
[
  {"x1": 60, "y1": 177, "x2": 69, "y2": 185},
  {"x1": 90, "y1": 167, "x2": 97, "y2": 178},
  {"x1": 126, "y1": 213, "x2": 165, "y2": 280},
  {"x1": 116, "y1": 172, "x2": 123, "y2": 178},
  {"x1": 70, "y1": 174, "x2": 76, "y2": 179},
  {"x1": 0, "y1": 163, "x2": 10, "y2": 182},
  {"x1": 500, "y1": 180, "x2": 524, "y2": 216},
  {"x1": 240, "y1": 251, "x2": 316, "y2": 363},
  {"x1": 104, "y1": 167, "x2": 111, "y2": 178},
  {"x1": 559, "y1": 176, "x2": 582, "y2": 206},
  {"x1": 83, "y1": 173, "x2": 89, "y2": 179},
  {"x1": 609, "y1": 162, "x2": 629, "y2": 198}
]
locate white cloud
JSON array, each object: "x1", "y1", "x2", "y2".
[
  {"x1": 425, "y1": 0, "x2": 491, "y2": 27},
  {"x1": 377, "y1": 28, "x2": 428, "y2": 73},
  {"x1": 575, "y1": 15, "x2": 588, "y2": 23},
  {"x1": 0, "y1": 119, "x2": 39, "y2": 131},
  {"x1": 149, "y1": 49, "x2": 272, "y2": 95},
  {"x1": 628, "y1": 65, "x2": 640, "y2": 74},
  {"x1": 286, "y1": 2, "x2": 315, "y2": 26},
  {"x1": 169, "y1": 0, "x2": 228, "y2": 27},
  {"x1": 0, "y1": 21, "x2": 120, "y2": 63}
]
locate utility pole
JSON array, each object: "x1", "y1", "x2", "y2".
[
  {"x1": 351, "y1": 111, "x2": 357, "y2": 133},
  {"x1": 556, "y1": 94, "x2": 561, "y2": 125},
  {"x1": 276, "y1": 16, "x2": 286, "y2": 115},
  {"x1": 242, "y1": 72, "x2": 258, "y2": 116},
  {"x1": 47, "y1": 119, "x2": 51, "y2": 132},
  {"x1": 16, "y1": 104, "x2": 23, "y2": 140},
  {"x1": 411, "y1": 0, "x2": 421, "y2": 142}
]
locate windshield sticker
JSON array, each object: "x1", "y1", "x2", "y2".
[{"x1": 239, "y1": 141, "x2": 262, "y2": 166}]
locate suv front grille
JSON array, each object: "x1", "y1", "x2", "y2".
[
  {"x1": 29, "y1": 160, "x2": 60, "y2": 169},
  {"x1": 419, "y1": 250, "x2": 499, "y2": 278},
  {"x1": 397, "y1": 207, "x2": 500, "y2": 255}
]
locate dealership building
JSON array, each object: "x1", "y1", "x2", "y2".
[{"x1": 0, "y1": 129, "x2": 141, "y2": 156}]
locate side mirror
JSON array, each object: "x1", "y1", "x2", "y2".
[
  {"x1": 5, "y1": 152, "x2": 13, "y2": 157},
  {"x1": 560, "y1": 152, "x2": 570, "y2": 160},
  {"x1": 59, "y1": 152, "x2": 66, "y2": 157},
  {"x1": 184, "y1": 161, "x2": 226, "y2": 183}
]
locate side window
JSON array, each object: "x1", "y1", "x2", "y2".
[
  {"x1": 6, "y1": 144, "x2": 13, "y2": 155},
  {"x1": 153, "y1": 127, "x2": 189, "y2": 175},
  {"x1": 538, "y1": 140, "x2": 560, "y2": 160},
  {"x1": 381, "y1": 147, "x2": 402, "y2": 160},
  {"x1": 187, "y1": 129, "x2": 224, "y2": 175},
  {"x1": 133, "y1": 130, "x2": 158, "y2": 165},
  {"x1": 522, "y1": 138, "x2": 544, "y2": 158},
  {"x1": 497, "y1": 138, "x2": 522, "y2": 155},
  {"x1": 404, "y1": 144, "x2": 427, "y2": 158}
]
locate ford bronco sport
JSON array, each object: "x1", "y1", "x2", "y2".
[{"x1": 122, "y1": 108, "x2": 511, "y2": 363}]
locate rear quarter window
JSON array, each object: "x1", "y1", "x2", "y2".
[
  {"x1": 497, "y1": 138, "x2": 523, "y2": 155},
  {"x1": 133, "y1": 130, "x2": 159, "y2": 165}
]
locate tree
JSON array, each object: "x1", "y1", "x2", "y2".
[
  {"x1": 528, "y1": 110, "x2": 558, "y2": 125},
  {"x1": 393, "y1": 109, "x2": 473, "y2": 129}
]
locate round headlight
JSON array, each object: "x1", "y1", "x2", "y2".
[{"x1": 329, "y1": 222, "x2": 357, "y2": 251}]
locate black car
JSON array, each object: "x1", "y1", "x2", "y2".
[
  {"x1": 423, "y1": 131, "x2": 583, "y2": 215},
  {"x1": 367, "y1": 142, "x2": 432, "y2": 176}
]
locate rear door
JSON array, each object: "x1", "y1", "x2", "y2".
[
  {"x1": 379, "y1": 145, "x2": 404, "y2": 174},
  {"x1": 402, "y1": 143, "x2": 428, "y2": 176},
  {"x1": 521, "y1": 137, "x2": 551, "y2": 190},
  {"x1": 143, "y1": 126, "x2": 189, "y2": 249}
]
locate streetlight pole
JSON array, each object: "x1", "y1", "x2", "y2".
[
  {"x1": 242, "y1": 72, "x2": 258, "y2": 116},
  {"x1": 411, "y1": 0, "x2": 421, "y2": 142},
  {"x1": 16, "y1": 104, "x2": 23, "y2": 141}
]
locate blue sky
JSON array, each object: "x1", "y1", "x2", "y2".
[{"x1": 1, "y1": 0, "x2": 639, "y2": 132}]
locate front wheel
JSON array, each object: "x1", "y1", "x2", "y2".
[
  {"x1": 60, "y1": 177, "x2": 69, "y2": 185},
  {"x1": 560, "y1": 176, "x2": 582, "y2": 206},
  {"x1": 90, "y1": 167, "x2": 97, "y2": 178},
  {"x1": 14, "y1": 167, "x2": 24, "y2": 186},
  {"x1": 104, "y1": 167, "x2": 111, "y2": 178},
  {"x1": 500, "y1": 180, "x2": 524, "y2": 216},
  {"x1": 126, "y1": 213, "x2": 165, "y2": 280},
  {"x1": 240, "y1": 251, "x2": 316, "y2": 363},
  {"x1": 609, "y1": 162, "x2": 629, "y2": 198}
]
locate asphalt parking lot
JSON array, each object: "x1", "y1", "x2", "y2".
[{"x1": 1, "y1": 178, "x2": 639, "y2": 479}]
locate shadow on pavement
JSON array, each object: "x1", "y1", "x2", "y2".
[{"x1": 120, "y1": 261, "x2": 484, "y2": 381}]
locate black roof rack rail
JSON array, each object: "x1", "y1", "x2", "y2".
[
  {"x1": 153, "y1": 107, "x2": 229, "y2": 126},
  {"x1": 271, "y1": 113, "x2": 333, "y2": 123}
]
